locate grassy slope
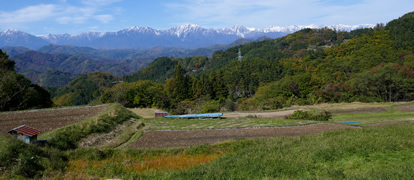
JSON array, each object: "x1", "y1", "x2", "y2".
[
  {"x1": 40, "y1": 103, "x2": 139, "y2": 139},
  {"x1": 58, "y1": 102, "x2": 414, "y2": 179},
  {"x1": 63, "y1": 122, "x2": 414, "y2": 179},
  {"x1": 39, "y1": 103, "x2": 140, "y2": 150},
  {"x1": 160, "y1": 124, "x2": 414, "y2": 179}
]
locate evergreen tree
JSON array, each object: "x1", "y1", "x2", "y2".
[{"x1": 174, "y1": 64, "x2": 191, "y2": 101}]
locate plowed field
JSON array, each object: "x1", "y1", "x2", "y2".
[
  {"x1": 129, "y1": 124, "x2": 360, "y2": 149},
  {"x1": 0, "y1": 105, "x2": 108, "y2": 135}
]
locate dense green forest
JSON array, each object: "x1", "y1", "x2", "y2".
[
  {"x1": 49, "y1": 72, "x2": 119, "y2": 106},
  {"x1": 0, "y1": 50, "x2": 53, "y2": 111},
  {"x1": 3, "y1": 12, "x2": 414, "y2": 114}
]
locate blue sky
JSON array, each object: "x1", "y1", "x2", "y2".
[{"x1": 0, "y1": 0, "x2": 413, "y2": 35}]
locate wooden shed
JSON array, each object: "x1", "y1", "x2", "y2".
[
  {"x1": 8, "y1": 125, "x2": 41, "y2": 144},
  {"x1": 155, "y1": 112, "x2": 169, "y2": 117}
]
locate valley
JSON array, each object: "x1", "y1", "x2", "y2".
[{"x1": 0, "y1": 11, "x2": 413, "y2": 179}]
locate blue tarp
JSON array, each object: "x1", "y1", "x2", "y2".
[
  {"x1": 341, "y1": 121, "x2": 365, "y2": 124},
  {"x1": 164, "y1": 113, "x2": 223, "y2": 119}
]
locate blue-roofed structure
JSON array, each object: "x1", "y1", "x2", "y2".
[{"x1": 164, "y1": 113, "x2": 223, "y2": 119}]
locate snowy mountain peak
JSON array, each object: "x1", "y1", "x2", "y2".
[
  {"x1": 178, "y1": 24, "x2": 201, "y2": 29},
  {"x1": 232, "y1": 25, "x2": 257, "y2": 32},
  {"x1": 125, "y1": 26, "x2": 154, "y2": 32},
  {"x1": 169, "y1": 24, "x2": 205, "y2": 37},
  {"x1": 263, "y1": 24, "x2": 375, "y2": 33},
  {"x1": 1, "y1": 29, "x2": 23, "y2": 36},
  {"x1": 1, "y1": 23, "x2": 377, "y2": 50}
]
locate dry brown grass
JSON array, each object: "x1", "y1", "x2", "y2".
[
  {"x1": 127, "y1": 108, "x2": 166, "y2": 119},
  {"x1": 66, "y1": 153, "x2": 221, "y2": 175}
]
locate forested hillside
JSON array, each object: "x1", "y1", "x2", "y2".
[
  {"x1": 0, "y1": 37, "x2": 260, "y2": 90},
  {"x1": 11, "y1": 51, "x2": 136, "y2": 76},
  {"x1": 50, "y1": 72, "x2": 119, "y2": 106},
  {"x1": 44, "y1": 12, "x2": 414, "y2": 113},
  {"x1": 0, "y1": 50, "x2": 52, "y2": 111}
]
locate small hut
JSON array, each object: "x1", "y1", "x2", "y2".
[
  {"x1": 8, "y1": 125, "x2": 41, "y2": 144},
  {"x1": 155, "y1": 112, "x2": 169, "y2": 117}
]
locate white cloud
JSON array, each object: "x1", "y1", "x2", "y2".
[
  {"x1": 0, "y1": 1, "x2": 121, "y2": 28},
  {"x1": 81, "y1": 0, "x2": 122, "y2": 6},
  {"x1": 95, "y1": 14, "x2": 113, "y2": 23},
  {"x1": 0, "y1": 4, "x2": 57, "y2": 24},
  {"x1": 164, "y1": 0, "x2": 414, "y2": 28},
  {"x1": 56, "y1": 16, "x2": 88, "y2": 24}
]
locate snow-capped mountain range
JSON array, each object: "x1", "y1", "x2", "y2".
[{"x1": 0, "y1": 24, "x2": 375, "y2": 50}]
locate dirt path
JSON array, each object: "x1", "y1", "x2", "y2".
[
  {"x1": 222, "y1": 110, "x2": 296, "y2": 119},
  {"x1": 129, "y1": 124, "x2": 359, "y2": 149}
]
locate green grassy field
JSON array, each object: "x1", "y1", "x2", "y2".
[
  {"x1": 2, "y1": 102, "x2": 414, "y2": 179},
  {"x1": 158, "y1": 124, "x2": 414, "y2": 179},
  {"x1": 61, "y1": 122, "x2": 414, "y2": 179}
]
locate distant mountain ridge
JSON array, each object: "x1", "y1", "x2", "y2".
[
  {"x1": 0, "y1": 36, "x2": 261, "y2": 88},
  {"x1": 0, "y1": 24, "x2": 375, "y2": 50}
]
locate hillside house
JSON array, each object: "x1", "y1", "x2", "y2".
[{"x1": 8, "y1": 125, "x2": 41, "y2": 144}]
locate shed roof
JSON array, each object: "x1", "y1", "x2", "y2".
[{"x1": 8, "y1": 125, "x2": 41, "y2": 137}]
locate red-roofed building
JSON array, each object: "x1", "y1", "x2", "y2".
[{"x1": 8, "y1": 125, "x2": 41, "y2": 144}]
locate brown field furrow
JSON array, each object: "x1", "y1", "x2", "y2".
[
  {"x1": 0, "y1": 105, "x2": 108, "y2": 135},
  {"x1": 129, "y1": 124, "x2": 360, "y2": 149},
  {"x1": 394, "y1": 104, "x2": 414, "y2": 112}
]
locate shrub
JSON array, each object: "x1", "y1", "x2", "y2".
[
  {"x1": 200, "y1": 100, "x2": 220, "y2": 113},
  {"x1": 171, "y1": 100, "x2": 195, "y2": 115},
  {"x1": 240, "y1": 98, "x2": 261, "y2": 111},
  {"x1": 223, "y1": 99, "x2": 236, "y2": 112},
  {"x1": 0, "y1": 135, "x2": 67, "y2": 178},
  {"x1": 15, "y1": 153, "x2": 44, "y2": 178},
  {"x1": 288, "y1": 110, "x2": 332, "y2": 121}
]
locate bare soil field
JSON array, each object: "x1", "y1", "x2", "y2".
[
  {"x1": 129, "y1": 124, "x2": 359, "y2": 149},
  {"x1": 394, "y1": 104, "x2": 414, "y2": 112},
  {"x1": 0, "y1": 105, "x2": 108, "y2": 135}
]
